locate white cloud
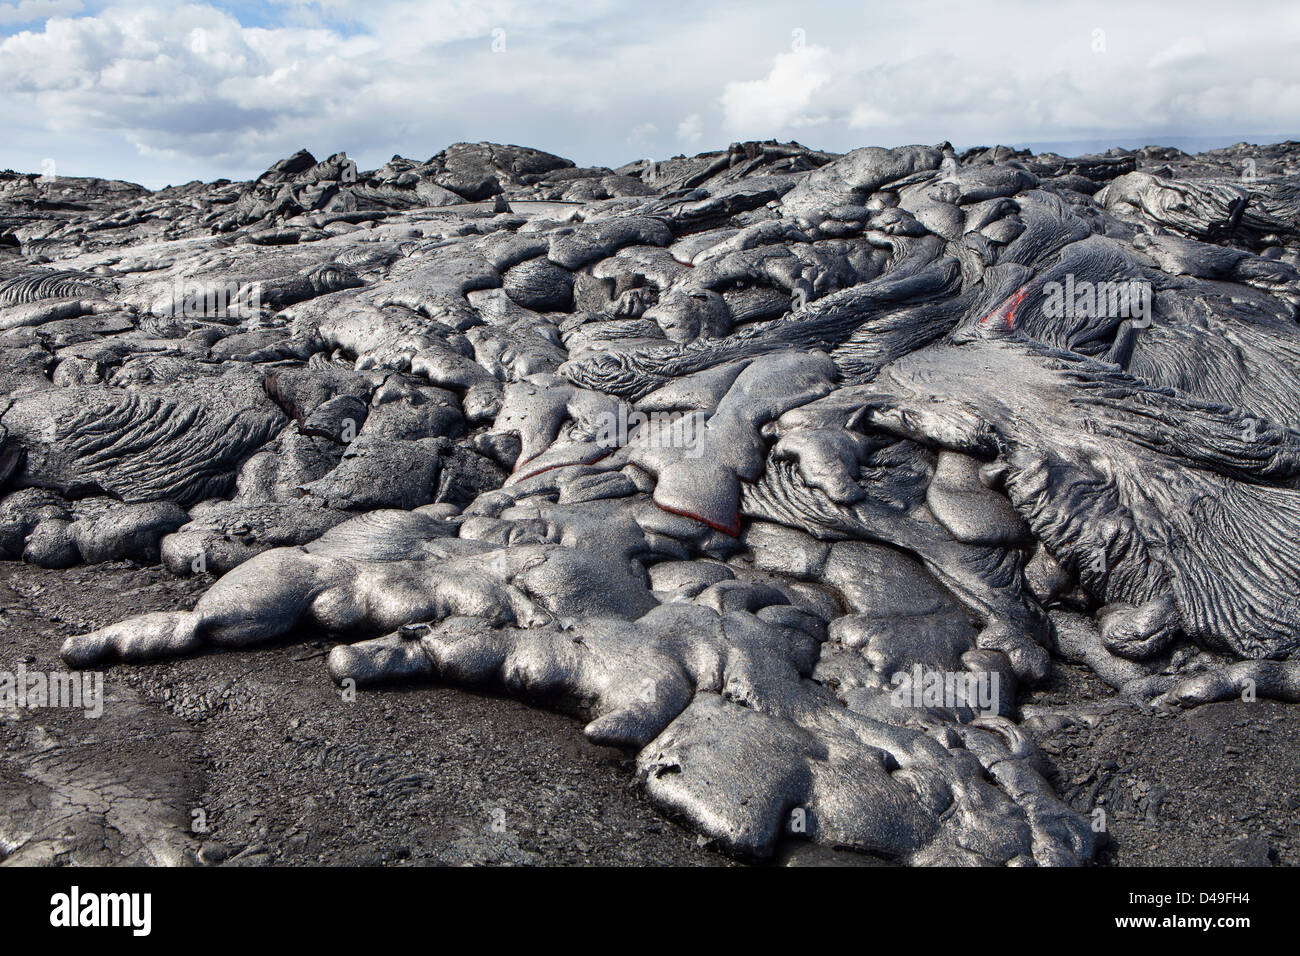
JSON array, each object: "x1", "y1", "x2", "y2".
[
  {"x1": 720, "y1": 45, "x2": 831, "y2": 135},
  {"x1": 676, "y1": 113, "x2": 702, "y2": 145},
  {"x1": 626, "y1": 122, "x2": 657, "y2": 149},
  {"x1": 0, "y1": 0, "x2": 1296, "y2": 188},
  {"x1": 0, "y1": 0, "x2": 80, "y2": 25},
  {"x1": 716, "y1": 3, "x2": 1300, "y2": 149},
  {"x1": 1147, "y1": 36, "x2": 1208, "y2": 70}
]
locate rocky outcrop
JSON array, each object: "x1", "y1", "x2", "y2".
[{"x1": 2, "y1": 138, "x2": 1299, "y2": 865}]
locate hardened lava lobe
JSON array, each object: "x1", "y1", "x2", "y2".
[{"x1": 4, "y1": 138, "x2": 1300, "y2": 864}]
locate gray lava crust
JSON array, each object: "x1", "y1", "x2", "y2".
[{"x1": 3, "y1": 138, "x2": 1300, "y2": 865}]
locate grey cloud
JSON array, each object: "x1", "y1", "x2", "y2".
[{"x1": 0, "y1": 0, "x2": 1295, "y2": 188}]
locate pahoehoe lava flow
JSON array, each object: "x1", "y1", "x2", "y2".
[{"x1": 3, "y1": 138, "x2": 1300, "y2": 865}]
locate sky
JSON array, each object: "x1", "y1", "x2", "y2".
[{"x1": 1, "y1": 0, "x2": 1298, "y2": 190}]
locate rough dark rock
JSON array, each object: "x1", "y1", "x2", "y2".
[{"x1": 4, "y1": 138, "x2": 1300, "y2": 866}]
